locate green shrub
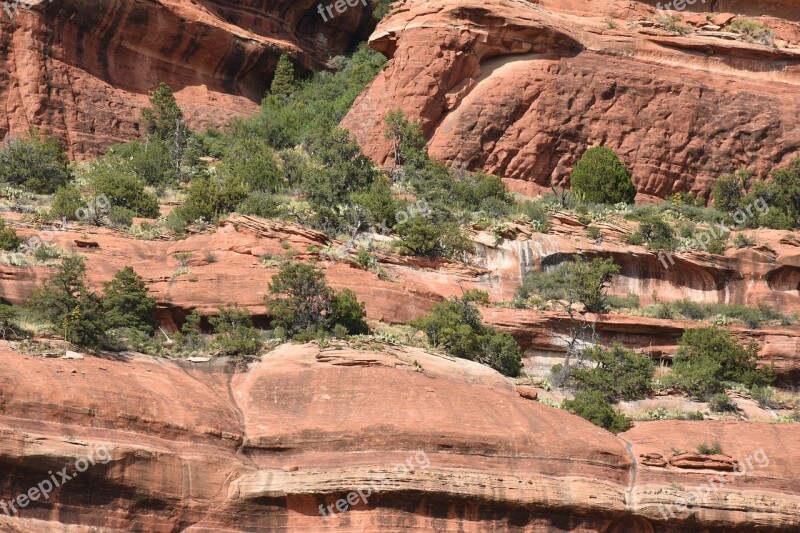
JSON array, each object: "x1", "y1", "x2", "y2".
[
  {"x1": 329, "y1": 288, "x2": 370, "y2": 335},
  {"x1": 518, "y1": 257, "x2": 620, "y2": 313},
  {"x1": 634, "y1": 217, "x2": 676, "y2": 250},
  {"x1": 266, "y1": 262, "x2": 370, "y2": 338},
  {"x1": 569, "y1": 344, "x2": 654, "y2": 402},
  {"x1": 728, "y1": 18, "x2": 775, "y2": 45},
  {"x1": 563, "y1": 390, "x2": 632, "y2": 434},
  {"x1": 238, "y1": 191, "x2": 282, "y2": 218},
  {"x1": 51, "y1": 185, "x2": 85, "y2": 221},
  {"x1": 210, "y1": 305, "x2": 263, "y2": 358},
  {"x1": 219, "y1": 137, "x2": 282, "y2": 193},
  {"x1": 108, "y1": 206, "x2": 136, "y2": 228},
  {"x1": 107, "y1": 141, "x2": 177, "y2": 188},
  {"x1": 733, "y1": 233, "x2": 756, "y2": 248},
  {"x1": 102, "y1": 266, "x2": 156, "y2": 333},
  {"x1": 0, "y1": 130, "x2": 72, "y2": 193},
  {"x1": 750, "y1": 385, "x2": 779, "y2": 409},
  {"x1": 87, "y1": 161, "x2": 160, "y2": 218},
  {"x1": 395, "y1": 217, "x2": 473, "y2": 260},
  {"x1": 0, "y1": 218, "x2": 22, "y2": 251},
  {"x1": 708, "y1": 392, "x2": 737, "y2": 413},
  {"x1": 606, "y1": 293, "x2": 640, "y2": 310},
  {"x1": 712, "y1": 172, "x2": 745, "y2": 213},
  {"x1": 409, "y1": 295, "x2": 523, "y2": 376},
  {"x1": 586, "y1": 226, "x2": 602, "y2": 240},
  {"x1": 519, "y1": 200, "x2": 552, "y2": 232},
  {"x1": 570, "y1": 147, "x2": 636, "y2": 205},
  {"x1": 697, "y1": 441, "x2": 723, "y2": 455},
  {"x1": 172, "y1": 175, "x2": 247, "y2": 225},
  {"x1": 351, "y1": 176, "x2": 403, "y2": 228},
  {"x1": 452, "y1": 172, "x2": 514, "y2": 215},
  {"x1": 29, "y1": 255, "x2": 107, "y2": 347},
  {"x1": 669, "y1": 326, "x2": 773, "y2": 400}
]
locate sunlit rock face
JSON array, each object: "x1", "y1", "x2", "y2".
[{"x1": 343, "y1": 0, "x2": 800, "y2": 199}]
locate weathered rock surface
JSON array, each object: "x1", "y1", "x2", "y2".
[
  {"x1": 0, "y1": 0, "x2": 374, "y2": 158},
  {"x1": 0, "y1": 342, "x2": 798, "y2": 531},
  {"x1": 343, "y1": 0, "x2": 800, "y2": 199},
  {"x1": 2, "y1": 212, "x2": 799, "y2": 378}
]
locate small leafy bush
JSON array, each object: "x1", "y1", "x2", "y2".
[
  {"x1": 708, "y1": 392, "x2": 737, "y2": 413},
  {"x1": 210, "y1": 305, "x2": 263, "y2": 359},
  {"x1": 410, "y1": 295, "x2": 523, "y2": 376},
  {"x1": 0, "y1": 218, "x2": 22, "y2": 251},
  {"x1": 563, "y1": 390, "x2": 632, "y2": 434},
  {"x1": 668, "y1": 326, "x2": 774, "y2": 400},
  {"x1": 697, "y1": 441, "x2": 723, "y2": 455},
  {"x1": 0, "y1": 130, "x2": 72, "y2": 193},
  {"x1": 570, "y1": 146, "x2": 636, "y2": 205}
]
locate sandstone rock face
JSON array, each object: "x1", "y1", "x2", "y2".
[
  {"x1": 0, "y1": 342, "x2": 798, "y2": 531},
  {"x1": 343, "y1": 0, "x2": 800, "y2": 199},
  {"x1": 0, "y1": 0, "x2": 373, "y2": 158},
  {"x1": 2, "y1": 212, "x2": 799, "y2": 378}
]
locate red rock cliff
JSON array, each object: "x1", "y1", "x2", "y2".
[
  {"x1": 0, "y1": 0, "x2": 374, "y2": 158},
  {"x1": 342, "y1": 0, "x2": 800, "y2": 199}
]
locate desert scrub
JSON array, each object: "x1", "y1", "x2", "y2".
[{"x1": 728, "y1": 18, "x2": 775, "y2": 45}]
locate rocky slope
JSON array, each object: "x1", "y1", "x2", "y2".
[
  {"x1": 3, "y1": 211, "x2": 800, "y2": 377},
  {"x1": 343, "y1": 0, "x2": 800, "y2": 199},
  {"x1": 0, "y1": 342, "x2": 797, "y2": 532},
  {"x1": 0, "y1": 0, "x2": 374, "y2": 158}
]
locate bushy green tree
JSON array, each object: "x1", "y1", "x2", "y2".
[
  {"x1": 266, "y1": 262, "x2": 370, "y2": 338},
  {"x1": 385, "y1": 110, "x2": 427, "y2": 168},
  {"x1": 563, "y1": 390, "x2": 632, "y2": 434},
  {"x1": 172, "y1": 175, "x2": 248, "y2": 225},
  {"x1": 395, "y1": 217, "x2": 473, "y2": 260},
  {"x1": 569, "y1": 344, "x2": 653, "y2": 402},
  {"x1": 141, "y1": 82, "x2": 188, "y2": 177},
  {"x1": 51, "y1": 184, "x2": 85, "y2": 220},
  {"x1": 351, "y1": 176, "x2": 402, "y2": 229},
  {"x1": 0, "y1": 130, "x2": 72, "y2": 193},
  {"x1": 270, "y1": 55, "x2": 296, "y2": 100},
  {"x1": 219, "y1": 137, "x2": 282, "y2": 192},
  {"x1": 518, "y1": 257, "x2": 620, "y2": 313},
  {"x1": 634, "y1": 217, "x2": 676, "y2": 250},
  {"x1": 0, "y1": 217, "x2": 22, "y2": 251},
  {"x1": 210, "y1": 305, "x2": 263, "y2": 357},
  {"x1": 141, "y1": 83, "x2": 186, "y2": 144},
  {"x1": 570, "y1": 147, "x2": 636, "y2": 205},
  {"x1": 107, "y1": 141, "x2": 177, "y2": 188},
  {"x1": 102, "y1": 266, "x2": 156, "y2": 333},
  {"x1": 29, "y1": 255, "x2": 106, "y2": 347},
  {"x1": 452, "y1": 172, "x2": 515, "y2": 215},
  {"x1": 328, "y1": 288, "x2": 369, "y2": 335},
  {"x1": 712, "y1": 172, "x2": 745, "y2": 213},
  {"x1": 303, "y1": 126, "x2": 378, "y2": 210},
  {"x1": 410, "y1": 295, "x2": 522, "y2": 376},
  {"x1": 669, "y1": 326, "x2": 773, "y2": 399},
  {"x1": 87, "y1": 160, "x2": 160, "y2": 218}
]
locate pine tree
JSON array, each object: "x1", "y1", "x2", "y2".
[
  {"x1": 102, "y1": 266, "x2": 157, "y2": 333},
  {"x1": 141, "y1": 82, "x2": 188, "y2": 177},
  {"x1": 270, "y1": 55, "x2": 295, "y2": 100}
]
